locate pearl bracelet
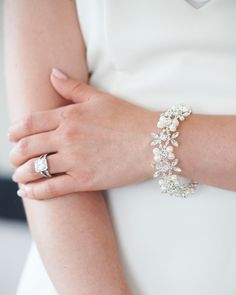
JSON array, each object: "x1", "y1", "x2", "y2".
[{"x1": 150, "y1": 104, "x2": 198, "y2": 198}]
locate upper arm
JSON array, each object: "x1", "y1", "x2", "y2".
[
  {"x1": 4, "y1": 0, "x2": 88, "y2": 118},
  {"x1": 3, "y1": 4, "x2": 131, "y2": 293}
]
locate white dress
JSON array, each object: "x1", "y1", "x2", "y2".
[{"x1": 16, "y1": 1, "x2": 236, "y2": 294}]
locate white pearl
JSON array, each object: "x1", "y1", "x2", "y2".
[
  {"x1": 154, "y1": 155, "x2": 161, "y2": 161},
  {"x1": 166, "y1": 145, "x2": 173, "y2": 152},
  {"x1": 153, "y1": 148, "x2": 160, "y2": 154},
  {"x1": 169, "y1": 125, "x2": 177, "y2": 131},
  {"x1": 168, "y1": 153, "x2": 175, "y2": 160}
]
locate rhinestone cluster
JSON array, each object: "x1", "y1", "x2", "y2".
[
  {"x1": 35, "y1": 157, "x2": 48, "y2": 173},
  {"x1": 151, "y1": 104, "x2": 198, "y2": 198}
]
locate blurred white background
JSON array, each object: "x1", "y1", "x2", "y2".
[{"x1": 0, "y1": 1, "x2": 31, "y2": 294}]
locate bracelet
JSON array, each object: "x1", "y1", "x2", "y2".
[{"x1": 150, "y1": 104, "x2": 199, "y2": 198}]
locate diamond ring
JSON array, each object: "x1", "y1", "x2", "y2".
[{"x1": 34, "y1": 153, "x2": 52, "y2": 178}]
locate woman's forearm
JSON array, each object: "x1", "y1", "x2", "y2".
[
  {"x1": 159, "y1": 112, "x2": 236, "y2": 191},
  {"x1": 4, "y1": 1, "x2": 130, "y2": 294}
]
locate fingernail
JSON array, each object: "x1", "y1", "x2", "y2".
[
  {"x1": 17, "y1": 189, "x2": 26, "y2": 198},
  {"x1": 51, "y1": 68, "x2": 68, "y2": 80},
  {"x1": 12, "y1": 173, "x2": 17, "y2": 182},
  {"x1": 7, "y1": 132, "x2": 12, "y2": 141}
]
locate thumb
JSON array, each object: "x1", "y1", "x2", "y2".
[{"x1": 50, "y1": 68, "x2": 99, "y2": 103}]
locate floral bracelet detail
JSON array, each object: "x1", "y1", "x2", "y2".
[{"x1": 150, "y1": 104, "x2": 199, "y2": 198}]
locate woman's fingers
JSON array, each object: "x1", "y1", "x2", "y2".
[
  {"x1": 9, "y1": 130, "x2": 58, "y2": 167},
  {"x1": 50, "y1": 68, "x2": 103, "y2": 103},
  {"x1": 8, "y1": 108, "x2": 61, "y2": 142},
  {"x1": 17, "y1": 174, "x2": 76, "y2": 200},
  {"x1": 12, "y1": 153, "x2": 68, "y2": 184}
]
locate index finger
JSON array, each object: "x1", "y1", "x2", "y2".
[{"x1": 8, "y1": 107, "x2": 62, "y2": 142}]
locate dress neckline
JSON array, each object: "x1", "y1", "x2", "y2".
[{"x1": 185, "y1": 0, "x2": 211, "y2": 9}]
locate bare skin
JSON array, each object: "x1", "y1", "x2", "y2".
[
  {"x1": 8, "y1": 70, "x2": 236, "y2": 198},
  {"x1": 4, "y1": 0, "x2": 236, "y2": 293},
  {"x1": 4, "y1": 1, "x2": 131, "y2": 294},
  {"x1": 9, "y1": 69, "x2": 158, "y2": 198}
]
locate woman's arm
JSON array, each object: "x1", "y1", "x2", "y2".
[
  {"x1": 173, "y1": 112, "x2": 236, "y2": 192},
  {"x1": 7, "y1": 69, "x2": 236, "y2": 199},
  {"x1": 9, "y1": 71, "x2": 236, "y2": 196},
  {"x1": 4, "y1": 1, "x2": 130, "y2": 294}
]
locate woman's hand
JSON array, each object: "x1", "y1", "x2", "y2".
[{"x1": 8, "y1": 68, "x2": 159, "y2": 200}]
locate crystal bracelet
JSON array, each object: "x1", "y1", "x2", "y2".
[{"x1": 150, "y1": 104, "x2": 199, "y2": 198}]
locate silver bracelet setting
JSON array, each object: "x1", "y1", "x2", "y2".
[{"x1": 150, "y1": 104, "x2": 198, "y2": 198}]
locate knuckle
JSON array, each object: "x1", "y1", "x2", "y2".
[
  {"x1": 59, "y1": 107, "x2": 71, "y2": 121},
  {"x1": 22, "y1": 114, "x2": 33, "y2": 133},
  {"x1": 18, "y1": 137, "x2": 28, "y2": 155},
  {"x1": 59, "y1": 105, "x2": 76, "y2": 122},
  {"x1": 45, "y1": 181, "x2": 57, "y2": 197},
  {"x1": 9, "y1": 138, "x2": 29, "y2": 167},
  {"x1": 29, "y1": 186, "x2": 44, "y2": 200},
  {"x1": 71, "y1": 81, "x2": 86, "y2": 100},
  {"x1": 63, "y1": 128, "x2": 72, "y2": 141},
  {"x1": 27, "y1": 186, "x2": 37, "y2": 199},
  {"x1": 62, "y1": 126, "x2": 78, "y2": 142}
]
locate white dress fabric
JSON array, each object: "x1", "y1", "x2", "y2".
[{"x1": 16, "y1": 1, "x2": 236, "y2": 294}]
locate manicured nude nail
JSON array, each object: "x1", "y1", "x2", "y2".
[
  {"x1": 17, "y1": 189, "x2": 26, "y2": 198},
  {"x1": 12, "y1": 173, "x2": 17, "y2": 182},
  {"x1": 51, "y1": 68, "x2": 68, "y2": 80}
]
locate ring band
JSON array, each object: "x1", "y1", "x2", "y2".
[{"x1": 34, "y1": 153, "x2": 52, "y2": 178}]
